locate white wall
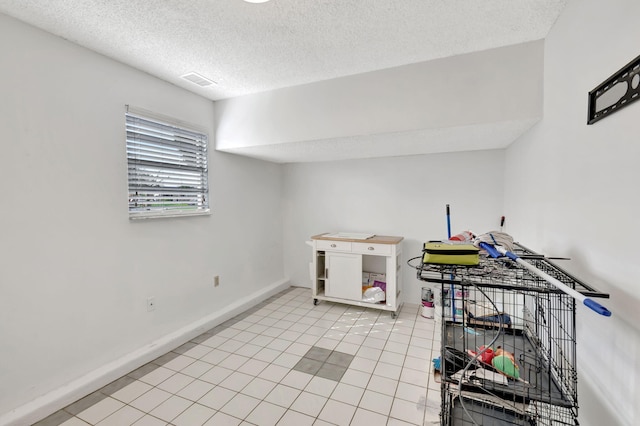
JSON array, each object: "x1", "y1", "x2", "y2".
[
  {"x1": 282, "y1": 150, "x2": 506, "y2": 305},
  {"x1": 0, "y1": 13, "x2": 285, "y2": 420},
  {"x1": 504, "y1": 1, "x2": 640, "y2": 424},
  {"x1": 215, "y1": 41, "x2": 543, "y2": 162}
]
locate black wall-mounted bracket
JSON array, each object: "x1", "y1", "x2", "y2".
[{"x1": 588, "y1": 54, "x2": 640, "y2": 125}]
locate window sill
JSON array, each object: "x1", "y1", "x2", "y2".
[{"x1": 129, "y1": 209, "x2": 211, "y2": 220}]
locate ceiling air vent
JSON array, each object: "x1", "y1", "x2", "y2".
[{"x1": 181, "y1": 72, "x2": 216, "y2": 87}]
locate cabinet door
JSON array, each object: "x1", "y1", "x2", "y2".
[{"x1": 325, "y1": 252, "x2": 362, "y2": 301}]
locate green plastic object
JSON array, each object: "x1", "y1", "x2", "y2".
[{"x1": 492, "y1": 354, "x2": 520, "y2": 379}]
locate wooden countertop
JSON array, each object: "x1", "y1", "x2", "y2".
[{"x1": 311, "y1": 233, "x2": 403, "y2": 244}]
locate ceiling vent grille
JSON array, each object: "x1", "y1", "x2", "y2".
[{"x1": 181, "y1": 72, "x2": 216, "y2": 87}]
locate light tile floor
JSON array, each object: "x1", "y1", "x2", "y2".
[{"x1": 34, "y1": 287, "x2": 442, "y2": 426}]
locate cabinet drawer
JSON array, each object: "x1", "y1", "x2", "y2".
[
  {"x1": 317, "y1": 240, "x2": 352, "y2": 252},
  {"x1": 352, "y1": 242, "x2": 392, "y2": 255}
]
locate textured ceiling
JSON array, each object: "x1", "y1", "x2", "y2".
[{"x1": 0, "y1": 0, "x2": 567, "y2": 101}]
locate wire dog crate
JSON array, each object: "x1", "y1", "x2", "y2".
[{"x1": 418, "y1": 243, "x2": 609, "y2": 426}]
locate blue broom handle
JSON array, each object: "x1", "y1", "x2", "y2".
[
  {"x1": 478, "y1": 242, "x2": 501, "y2": 258},
  {"x1": 493, "y1": 245, "x2": 611, "y2": 317},
  {"x1": 446, "y1": 205, "x2": 454, "y2": 321}
]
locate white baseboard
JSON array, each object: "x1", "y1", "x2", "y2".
[{"x1": 0, "y1": 279, "x2": 291, "y2": 426}]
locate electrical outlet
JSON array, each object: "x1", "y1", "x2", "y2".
[
  {"x1": 214, "y1": 275, "x2": 220, "y2": 287},
  {"x1": 147, "y1": 297, "x2": 156, "y2": 312}
]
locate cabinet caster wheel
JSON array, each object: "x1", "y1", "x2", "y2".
[
  {"x1": 313, "y1": 299, "x2": 319, "y2": 306},
  {"x1": 391, "y1": 312, "x2": 397, "y2": 319}
]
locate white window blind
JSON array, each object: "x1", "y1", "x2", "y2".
[{"x1": 126, "y1": 107, "x2": 210, "y2": 219}]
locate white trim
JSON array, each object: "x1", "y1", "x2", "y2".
[
  {"x1": 0, "y1": 279, "x2": 291, "y2": 426},
  {"x1": 129, "y1": 208, "x2": 211, "y2": 220}
]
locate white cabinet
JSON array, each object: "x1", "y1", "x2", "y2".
[
  {"x1": 325, "y1": 252, "x2": 362, "y2": 300},
  {"x1": 311, "y1": 233, "x2": 404, "y2": 317}
]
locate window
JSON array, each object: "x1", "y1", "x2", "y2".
[{"x1": 125, "y1": 106, "x2": 209, "y2": 219}]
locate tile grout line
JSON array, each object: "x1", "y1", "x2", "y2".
[{"x1": 46, "y1": 288, "x2": 437, "y2": 426}]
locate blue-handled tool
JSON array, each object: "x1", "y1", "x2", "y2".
[
  {"x1": 446, "y1": 204, "x2": 456, "y2": 321},
  {"x1": 478, "y1": 242, "x2": 611, "y2": 317}
]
